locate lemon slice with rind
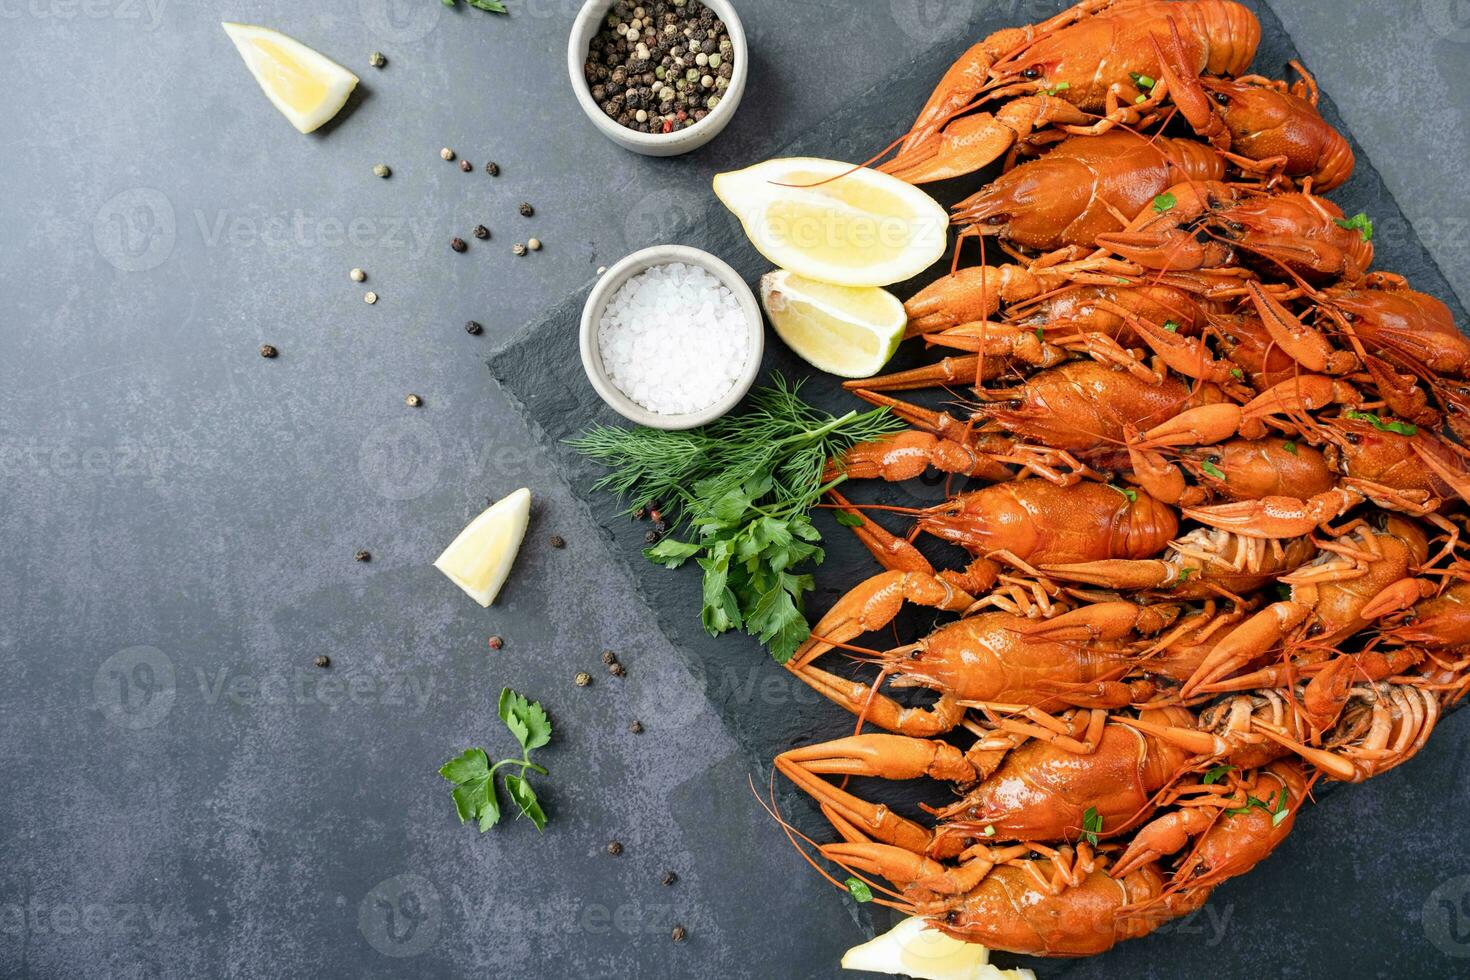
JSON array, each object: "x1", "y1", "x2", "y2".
[
  {"x1": 714, "y1": 158, "x2": 948, "y2": 287},
  {"x1": 434, "y1": 488, "x2": 532, "y2": 607},
  {"x1": 760, "y1": 270, "x2": 906, "y2": 378},
  {"x1": 841, "y1": 916, "x2": 1037, "y2": 980},
  {"x1": 223, "y1": 23, "x2": 358, "y2": 134}
]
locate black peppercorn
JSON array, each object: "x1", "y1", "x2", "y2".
[
  {"x1": 473, "y1": 224, "x2": 490, "y2": 240},
  {"x1": 630, "y1": 720, "x2": 644, "y2": 734},
  {"x1": 602, "y1": 650, "x2": 618, "y2": 665},
  {"x1": 644, "y1": 529, "x2": 659, "y2": 544},
  {"x1": 661, "y1": 870, "x2": 677, "y2": 886},
  {"x1": 609, "y1": 662, "x2": 626, "y2": 677},
  {"x1": 355, "y1": 549, "x2": 371, "y2": 562},
  {"x1": 485, "y1": 161, "x2": 500, "y2": 176},
  {"x1": 450, "y1": 237, "x2": 467, "y2": 252},
  {"x1": 465, "y1": 320, "x2": 483, "y2": 335},
  {"x1": 549, "y1": 534, "x2": 566, "y2": 549},
  {"x1": 671, "y1": 925, "x2": 687, "y2": 943},
  {"x1": 607, "y1": 841, "x2": 623, "y2": 856},
  {"x1": 259, "y1": 344, "x2": 278, "y2": 358},
  {"x1": 518, "y1": 202, "x2": 534, "y2": 217},
  {"x1": 314, "y1": 655, "x2": 330, "y2": 668}
]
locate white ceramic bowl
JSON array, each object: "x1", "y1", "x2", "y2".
[
  {"x1": 567, "y1": 0, "x2": 748, "y2": 157},
  {"x1": 580, "y1": 245, "x2": 764, "y2": 430}
]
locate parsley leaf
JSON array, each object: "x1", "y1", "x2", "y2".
[
  {"x1": 1081, "y1": 806, "x2": 1103, "y2": 846},
  {"x1": 1282, "y1": 440, "x2": 1298, "y2": 455},
  {"x1": 439, "y1": 748, "x2": 501, "y2": 832},
  {"x1": 844, "y1": 877, "x2": 874, "y2": 903},
  {"x1": 834, "y1": 510, "x2": 865, "y2": 528},
  {"x1": 498, "y1": 688, "x2": 552, "y2": 752},
  {"x1": 440, "y1": 688, "x2": 553, "y2": 833},
  {"x1": 1344, "y1": 409, "x2": 1417, "y2": 436},
  {"x1": 444, "y1": 0, "x2": 509, "y2": 12},
  {"x1": 1163, "y1": 319, "x2": 1180, "y2": 333},
  {"x1": 1200, "y1": 459, "x2": 1226, "y2": 480},
  {"x1": 1203, "y1": 763, "x2": 1235, "y2": 785},
  {"x1": 1153, "y1": 191, "x2": 1177, "y2": 213},
  {"x1": 1109, "y1": 484, "x2": 1138, "y2": 503},
  {"x1": 1042, "y1": 82, "x2": 1071, "y2": 96},
  {"x1": 503, "y1": 773, "x2": 547, "y2": 830},
  {"x1": 1334, "y1": 212, "x2": 1373, "y2": 241},
  {"x1": 1174, "y1": 567, "x2": 1195, "y2": 586}
]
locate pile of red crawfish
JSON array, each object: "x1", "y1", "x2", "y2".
[{"x1": 770, "y1": 0, "x2": 1470, "y2": 958}]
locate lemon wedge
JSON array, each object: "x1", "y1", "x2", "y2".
[
  {"x1": 714, "y1": 158, "x2": 948, "y2": 287},
  {"x1": 433, "y1": 489, "x2": 532, "y2": 607},
  {"x1": 841, "y1": 916, "x2": 1037, "y2": 980},
  {"x1": 760, "y1": 269, "x2": 906, "y2": 378},
  {"x1": 223, "y1": 23, "x2": 358, "y2": 134}
]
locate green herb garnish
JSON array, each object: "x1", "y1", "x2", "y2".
[
  {"x1": 1200, "y1": 459, "x2": 1226, "y2": 480},
  {"x1": 1081, "y1": 806, "x2": 1103, "y2": 846},
  {"x1": 844, "y1": 877, "x2": 873, "y2": 903},
  {"x1": 1163, "y1": 319, "x2": 1180, "y2": 333},
  {"x1": 1270, "y1": 788, "x2": 1291, "y2": 827},
  {"x1": 1153, "y1": 191, "x2": 1177, "y2": 213},
  {"x1": 1345, "y1": 409, "x2": 1417, "y2": 436},
  {"x1": 1230, "y1": 367, "x2": 1244, "y2": 379},
  {"x1": 438, "y1": 688, "x2": 552, "y2": 832},
  {"x1": 983, "y1": 824, "x2": 996, "y2": 837},
  {"x1": 1174, "y1": 567, "x2": 1195, "y2": 587},
  {"x1": 834, "y1": 510, "x2": 865, "y2": 528},
  {"x1": 1282, "y1": 440, "x2": 1298, "y2": 455},
  {"x1": 1203, "y1": 763, "x2": 1235, "y2": 785},
  {"x1": 444, "y1": 0, "x2": 509, "y2": 12},
  {"x1": 1042, "y1": 82, "x2": 1071, "y2": 96},
  {"x1": 1035, "y1": 326, "x2": 1045, "y2": 342},
  {"x1": 570, "y1": 376, "x2": 904, "y2": 662},
  {"x1": 1109, "y1": 484, "x2": 1138, "y2": 503},
  {"x1": 1130, "y1": 71, "x2": 1156, "y2": 90},
  {"x1": 1334, "y1": 212, "x2": 1373, "y2": 241}
]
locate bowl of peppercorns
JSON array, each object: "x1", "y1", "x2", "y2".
[{"x1": 569, "y1": 0, "x2": 747, "y2": 156}]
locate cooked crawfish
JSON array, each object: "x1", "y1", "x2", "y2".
[
  {"x1": 951, "y1": 131, "x2": 1227, "y2": 250},
  {"x1": 882, "y1": 0, "x2": 1259, "y2": 183}
]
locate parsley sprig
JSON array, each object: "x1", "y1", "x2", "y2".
[
  {"x1": 443, "y1": 0, "x2": 509, "y2": 12},
  {"x1": 570, "y1": 376, "x2": 904, "y2": 662},
  {"x1": 1081, "y1": 806, "x2": 1103, "y2": 846},
  {"x1": 439, "y1": 688, "x2": 552, "y2": 832},
  {"x1": 1345, "y1": 409, "x2": 1417, "y2": 436}
]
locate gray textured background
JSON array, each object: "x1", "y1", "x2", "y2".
[{"x1": 2, "y1": 1, "x2": 1470, "y2": 979}]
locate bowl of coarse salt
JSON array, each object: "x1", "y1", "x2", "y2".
[{"x1": 580, "y1": 245, "x2": 763, "y2": 430}]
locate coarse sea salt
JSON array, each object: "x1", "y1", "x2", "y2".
[{"x1": 597, "y1": 262, "x2": 750, "y2": 416}]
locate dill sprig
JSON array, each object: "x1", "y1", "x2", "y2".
[{"x1": 568, "y1": 376, "x2": 902, "y2": 661}]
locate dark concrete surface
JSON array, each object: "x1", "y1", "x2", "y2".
[{"x1": 1, "y1": 2, "x2": 1469, "y2": 979}]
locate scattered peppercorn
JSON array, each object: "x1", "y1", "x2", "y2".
[
  {"x1": 405, "y1": 394, "x2": 423, "y2": 407},
  {"x1": 369, "y1": 51, "x2": 386, "y2": 68},
  {"x1": 314, "y1": 655, "x2": 331, "y2": 669},
  {"x1": 440, "y1": 147, "x2": 455, "y2": 161},
  {"x1": 459, "y1": 159, "x2": 472, "y2": 172},
  {"x1": 373, "y1": 164, "x2": 391, "y2": 178},
  {"x1": 350, "y1": 267, "x2": 366, "y2": 282},
  {"x1": 549, "y1": 534, "x2": 566, "y2": 549},
  {"x1": 512, "y1": 242, "x2": 527, "y2": 256},
  {"x1": 259, "y1": 344, "x2": 278, "y2": 359},
  {"x1": 355, "y1": 549, "x2": 371, "y2": 563},
  {"x1": 465, "y1": 320, "x2": 483, "y2": 335},
  {"x1": 671, "y1": 925, "x2": 687, "y2": 943},
  {"x1": 518, "y1": 202, "x2": 534, "y2": 217},
  {"x1": 644, "y1": 529, "x2": 660, "y2": 544},
  {"x1": 630, "y1": 720, "x2": 644, "y2": 734},
  {"x1": 528, "y1": 237, "x2": 542, "y2": 251},
  {"x1": 488, "y1": 635, "x2": 504, "y2": 650},
  {"x1": 485, "y1": 161, "x2": 500, "y2": 176},
  {"x1": 575, "y1": 671, "x2": 593, "y2": 687},
  {"x1": 661, "y1": 870, "x2": 677, "y2": 886},
  {"x1": 607, "y1": 841, "x2": 623, "y2": 856},
  {"x1": 473, "y1": 224, "x2": 490, "y2": 240},
  {"x1": 602, "y1": 650, "x2": 618, "y2": 665},
  {"x1": 609, "y1": 662, "x2": 626, "y2": 677},
  {"x1": 450, "y1": 237, "x2": 467, "y2": 253},
  {"x1": 364, "y1": 291, "x2": 378, "y2": 305}
]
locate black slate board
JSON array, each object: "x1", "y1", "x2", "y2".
[{"x1": 491, "y1": 1, "x2": 1469, "y2": 974}]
